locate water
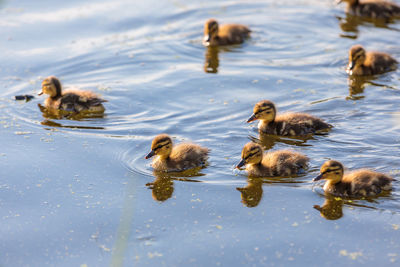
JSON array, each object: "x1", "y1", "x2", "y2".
[{"x1": 1, "y1": 0, "x2": 400, "y2": 266}]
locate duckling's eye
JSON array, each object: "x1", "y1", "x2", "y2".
[{"x1": 335, "y1": 172, "x2": 340, "y2": 175}]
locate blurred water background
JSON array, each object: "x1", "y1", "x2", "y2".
[{"x1": 1, "y1": 0, "x2": 400, "y2": 266}]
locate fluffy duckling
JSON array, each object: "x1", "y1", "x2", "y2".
[
  {"x1": 247, "y1": 100, "x2": 331, "y2": 136},
  {"x1": 203, "y1": 19, "x2": 251, "y2": 47},
  {"x1": 346, "y1": 45, "x2": 398, "y2": 75},
  {"x1": 236, "y1": 142, "x2": 309, "y2": 177},
  {"x1": 38, "y1": 76, "x2": 106, "y2": 113},
  {"x1": 314, "y1": 160, "x2": 394, "y2": 197},
  {"x1": 337, "y1": 0, "x2": 400, "y2": 20},
  {"x1": 145, "y1": 134, "x2": 209, "y2": 172}
]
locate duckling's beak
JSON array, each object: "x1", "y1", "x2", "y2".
[
  {"x1": 247, "y1": 114, "x2": 257, "y2": 123},
  {"x1": 313, "y1": 173, "x2": 324, "y2": 182},
  {"x1": 346, "y1": 61, "x2": 355, "y2": 74},
  {"x1": 335, "y1": 0, "x2": 344, "y2": 4},
  {"x1": 236, "y1": 159, "x2": 246, "y2": 169},
  {"x1": 145, "y1": 150, "x2": 155, "y2": 159},
  {"x1": 203, "y1": 34, "x2": 210, "y2": 46},
  {"x1": 38, "y1": 91, "x2": 43, "y2": 96}
]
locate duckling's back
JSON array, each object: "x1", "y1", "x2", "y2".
[
  {"x1": 263, "y1": 150, "x2": 309, "y2": 176},
  {"x1": 219, "y1": 24, "x2": 251, "y2": 44},
  {"x1": 342, "y1": 169, "x2": 394, "y2": 196},
  {"x1": 273, "y1": 113, "x2": 331, "y2": 136},
  {"x1": 61, "y1": 89, "x2": 106, "y2": 112},
  {"x1": 365, "y1": 51, "x2": 398, "y2": 74},
  {"x1": 354, "y1": 1, "x2": 400, "y2": 19},
  {"x1": 151, "y1": 143, "x2": 209, "y2": 172}
]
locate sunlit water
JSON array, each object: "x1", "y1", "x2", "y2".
[{"x1": 1, "y1": 0, "x2": 400, "y2": 266}]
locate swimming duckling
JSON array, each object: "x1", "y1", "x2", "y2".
[
  {"x1": 203, "y1": 19, "x2": 251, "y2": 47},
  {"x1": 38, "y1": 76, "x2": 106, "y2": 113},
  {"x1": 236, "y1": 142, "x2": 309, "y2": 177},
  {"x1": 145, "y1": 134, "x2": 209, "y2": 172},
  {"x1": 247, "y1": 100, "x2": 331, "y2": 136},
  {"x1": 314, "y1": 160, "x2": 394, "y2": 197},
  {"x1": 346, "y1": 45, "x2": 398, "y2": 75},
  {"x1": 337, "y1": 0, "x2": 400, "y2": 20}
]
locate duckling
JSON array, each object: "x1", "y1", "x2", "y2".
[
  {"x1": 247, "y1": 100, "x2": 332, "y2": 136},
  {"x1": 346, "y1": 45, "x2": 398, "y2": 75},
  {"x1": 203, "y1": 19, "x2": 251, "y2": 47},
  {"x1": 314, "y1": 160, "x2": 395, "y2": 197},
  {"x1": 337, "y1": 0, "x2": 400, "y2": 20},
  {"x1": 235, "y1": 142, "x2": 309, "y2": 177},
  {"x1": 38, "y1": 76, "x2": 106, "y2": 113},
  {"x1": 145, "y1": 134, "x2": 209, "y2": 172}
]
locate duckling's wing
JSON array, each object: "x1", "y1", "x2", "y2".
[
  {"x1": 60, "y1": 93, "x2": 106, "y2": 112},
  {"x1": 346, "y1": 170, "x2": 393, "y2": 196},
  {"x1": 171, "y1": 143, "x2": 209, "y2": 169}
]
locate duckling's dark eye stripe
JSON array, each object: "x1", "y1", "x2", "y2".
[
  {"x1": 153, "y1": 140, "x2": 170, "y2": 151},
  {"x1": 255, "y1": 107, "x2": 272, "y2": 115},
  {"x1": 323, "y1": 167, "x2": 342, "y2": 174},
  {"x1": 244, "y1": 151, "x2": 260, "y2": 160}
]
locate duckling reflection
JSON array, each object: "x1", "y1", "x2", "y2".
[
  {"x1": 38, "y1": 103, "x2": 105, "y2": 121},
  {"x1": 337, "y1": 0, "x2": 400, "y2": 21},
  {"x1": 347, "y1": 75, "x2": 370, "y2": 97},
  {"x1": 146, "y1": 173, "x2": 174, "y2": 202},
  {"x1": 146, "y1": 171, "x2": 202, "y2": 202},
  {"x1": 314, "y1": 196, "x2": 344, "y2": 220},
  {"x1": 204, "y1": 46, "x2": 219, "y2": 73},
  {"x1": 337, "y1": 12, "x2": 392, "y2": 38},
  {"x1": 236, "y1": 177, "x2": 263, "y2": 207},
  {"x1": 40, "y1": 118, "x2": 105, "y2": 130}
]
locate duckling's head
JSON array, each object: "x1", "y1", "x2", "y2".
[
  {"x1": 336, "y1": 0, "x2": 358, "y2": 5},
  {"x1": 236, "y1": 142, "x2": 263, "y2": 168},
  {"x1": 145, "y1": 134, "x2": 173, "y2": 159},
  {"x1": 38, "y1": 76, "x2": 62, "y2": 98},
  {"x1": 203, "y1": 19, "x2": 219, "y2": 46},
  {"x1": 247, "y1": 100, "x2": 276, "y2": 123},
  {"x1": 313, "y1": 160, "x2": 344, "y2": 184},
  {"x1": 347, "y1": 45, "x2": 366, "y2": 74}
]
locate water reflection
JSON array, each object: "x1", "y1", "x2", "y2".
[
  {"x1": 336, "y1": 14, "x2": 396, "y2": 39},
  {"x1": 204, "y1": 47, "x2": 219, "y2": 73},
  {"x1": 313, "y1": 196, "x2": 344, "y2": 220},
  {"x1": 236, "y1": 177, "x2": 263, "y2": 207},
  {"x1": 313, "y1": 192, "x2": 388, "y2": 220},
  {"x1": 38, "y1": 103, "x2": 106, "y2": 120},
  {"x1": 146, "y1": 171, "x2": 202, "y2": 202},
  {"x1": 346, "y1": 75, "x2": 399, "y2": 100},
  {"x1": 249, "y1": 133, "x2": 313, "y2": 150}
]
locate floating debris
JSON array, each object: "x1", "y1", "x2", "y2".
[{"x1": 15, "y1": 95, "x2": 34, "y2": 101}]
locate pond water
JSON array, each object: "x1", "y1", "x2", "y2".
[{"x1": 1, "y1": 0, "x2": 400, "y2": 266}]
